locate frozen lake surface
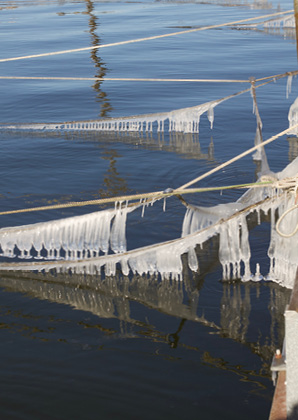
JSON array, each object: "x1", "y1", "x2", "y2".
[{"x1": 0, "y1": 0, "x2": 297, "y2": 418}]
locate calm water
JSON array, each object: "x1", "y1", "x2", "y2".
[{"x1": 0, "y1": 0, "x2": 297, "y2": 418}]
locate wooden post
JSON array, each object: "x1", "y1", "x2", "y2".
[{"x1": 294, "y1": 0, "x2": 298, "y2": 57}]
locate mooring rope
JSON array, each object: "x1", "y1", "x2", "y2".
[
  {"x1": 0, "y1": 10, "x2": 293, "y2": 63},
  {"x1": 276, "y1": 203, "x2": 298, "y2": 238}
]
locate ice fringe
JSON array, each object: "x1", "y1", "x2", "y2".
[
  {"x1": 0, "y1": 94, "x2": 237, "y2": 135},
  {"x1": 0, "y1": 205, "x2": 134, "y2": 261}
]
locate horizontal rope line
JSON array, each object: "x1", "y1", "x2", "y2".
[
  {"x1": 0, "y1": 76, "x2": 250, "y2": 83},
  {"x1": 0, "y1": 69, "x2": 297, "y2": 84},
  {"x1": 0, "y1": 10, "x2": 293, "y2": 63},
  {"x1": 0, "y1": 181, "x2": 275, "y2": 217}
]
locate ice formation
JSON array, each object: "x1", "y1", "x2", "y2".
[
  {"x1": 1, "y1": 157, "x2": 298, "y2": 287},
  {"x1": 0, "y1": 94, "x2": 234, "y2": 135},
  {"x1": 288, "y1": 96, "x2": 298, "y2": 136},
  {"x1": 251, "y1": 81, "x2": 263, "y2": 161},
  {"x1": 0, "y1": 205, "x2": 134, "y2": 260},
  {"x1": 263, "y1": 14, "x2": 295, "y2": 29}
]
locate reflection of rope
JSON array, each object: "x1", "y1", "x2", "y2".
[{"x1": 0, "y1": 10, "x2": 293, "y2": 63}]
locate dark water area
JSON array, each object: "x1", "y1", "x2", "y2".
[{"x1": 0, "y1": 0, "x2": 297, "y2": 418}]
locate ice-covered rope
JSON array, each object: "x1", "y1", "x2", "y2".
[
  {"x1": 0, "y1": 78, "x2": 278, "y2": 136},
  {"x1": 0, "y1": 10, "x2": 293, "y2": 63},
  {"x1": 0, "y1": 195, "x2": 273, "y2": 274}
]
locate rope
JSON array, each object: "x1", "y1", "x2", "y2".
[
  {"x1": 0, "y1": 69, "x2": 297, "y2": 85},
  {"x1": 275, "y1": 179, "x2": 298, "y2": 238},
  {"x1": 0, "y1": 181, "x2": 274, "y2": 217},
  {"x1": 178, "y1": 123, "x2": 298, "y2": 190},
  {"x1": 0, "y1": 76, "x2": 250, "y2": 83},
  {"x1": 276, "y1": 204, "x2": 298, "y2": 238},
  {"x1": 0, "y1": 10, "x2": 293, "y2": 63},
  {"x1": 255, "y1": 70, "x2": 298, "y2": 82}
]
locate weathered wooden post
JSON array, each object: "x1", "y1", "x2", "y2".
[{"x1": 295, "y1": 0, "x2": 298, "y2": 57}]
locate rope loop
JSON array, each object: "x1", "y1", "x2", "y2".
[{"x1": 276, "y1": 204, "x2": 298, "y2": 238}]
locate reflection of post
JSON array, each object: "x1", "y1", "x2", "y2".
[
  {"x1": 98, "y1": 149, "x2": 128, "y2": 198},
  {"x1": 294, "y1": 0, "x2": 298, "y2": 58},
  {"x1": 84, "y1": 0, "x2": 112, "y2": 117}
]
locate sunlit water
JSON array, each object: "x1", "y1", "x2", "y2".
[{"x1": 0, "y1": 0, "x2": 297, "y2": 419}]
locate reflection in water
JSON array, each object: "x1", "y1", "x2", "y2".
[
  {"x1": 0, "y1": 268, "x2": 290, "y2": 369},
  {"x1": 84, "y1": 0, "x2": 112, "y2": 117},
  {"x1": 98, "y1": 148, "x2": 129, "y2": 198},
  {"x1": 220, "y1": 282, "x2": 290, "y2": 364}
]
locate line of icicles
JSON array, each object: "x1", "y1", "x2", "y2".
[
  {"x1": 0, "y1": 204, "x2": 134, "y2": 260},
  {"x1": 0, "y1": 97, "x2": 229, "y2": 135}
]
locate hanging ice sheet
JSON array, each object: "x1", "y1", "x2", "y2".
[{"x1": 0, "y1": 205, "x2": 135, "y2": 261}]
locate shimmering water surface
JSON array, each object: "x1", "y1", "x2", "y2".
[{"x1": 0, "y1": 0, "x2": 297, "y2": 418}]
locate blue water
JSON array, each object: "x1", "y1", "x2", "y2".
[{"x1": 0, "y1": 1, "x2": 297, "y2": 418}]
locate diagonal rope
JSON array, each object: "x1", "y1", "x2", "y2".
[
  {"x1": 0, "y1": 10, "x2": 293, "y2": 63},
  {"x1": 178, "y1": 124, "x2": 298, "y2": 190}
]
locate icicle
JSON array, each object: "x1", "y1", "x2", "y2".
[
  {"x1": 286, "y1": 75, "x2": 293, "y2": 99},
  {"x1": 110, "y1": 207, "x2": 129, "y2": 253},
  {"x1": 252, "y1": 263, "x2": 263, "y2": 282},
  {"x1": 218, "y1": 214, "x2": 252, "y2": 281},
  {"x1": 288, "y1": 97, "x2": 298, "y2": 135},
  {"x1": 207, "y1": 106, "x2": 215, "y2": 129},
  {"x1": 187, "y1": 247, "x2": 199, "y2": 272}
]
